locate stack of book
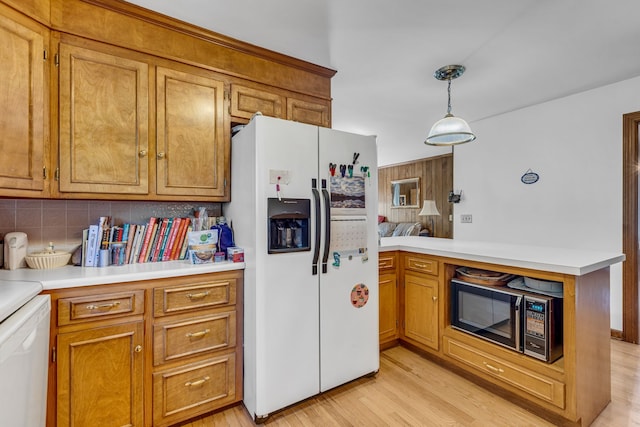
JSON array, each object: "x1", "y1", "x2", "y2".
[{"x1": 83, "y1": 216, "x2": 192, "y2": 267}]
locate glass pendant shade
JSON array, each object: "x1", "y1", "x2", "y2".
[
  {"x1": 425, "y1": 114, "x2": 476, "y2": 146},
  {"x1": 425, "y1": 64, "x2": 476, "y2": 146}
]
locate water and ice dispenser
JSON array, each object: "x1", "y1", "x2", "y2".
[{"x1": 268, "y1": 198, "x2": 310, "y2": 253}]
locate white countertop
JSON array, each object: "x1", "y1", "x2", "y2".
[
  {"x1": 0, "y1": 260, "x2": 245, "y2": 290},
  {"x1": 380, "y1": 236, "x2": 625, "y2": 276}
]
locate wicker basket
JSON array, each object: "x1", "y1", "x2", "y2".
[{"x1": 25, "y1": 251, "x2": 71, "y2": 269}]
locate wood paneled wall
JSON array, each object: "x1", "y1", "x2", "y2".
[{"x1": 378, "y1": 154, "x2": 453, "y2": 238}]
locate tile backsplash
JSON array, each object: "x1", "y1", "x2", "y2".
[{"x1": 0, "y1": 199, "x2": 221, "y2": 252}]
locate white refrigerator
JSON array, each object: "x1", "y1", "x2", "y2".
[{"x1": 225, "y1": 115, "x2": 379, "y2": 421}]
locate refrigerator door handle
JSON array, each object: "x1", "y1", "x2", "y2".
[
  {"x1": 311, "y1": 178, "x2": 321, "y2": 275},
  {"x1": 321, "y1": 179, "x2": 331, "y2": 274}
]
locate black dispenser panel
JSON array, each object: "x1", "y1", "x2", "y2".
[{"x1": 268, "y1": 198, "x2": 311, "y2": 254}]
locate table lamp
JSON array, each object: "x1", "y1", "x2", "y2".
[{"x1": 418, "y1": 200, "x2": 440, "y2": 236}]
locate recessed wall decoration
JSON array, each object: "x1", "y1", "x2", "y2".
[{"x1": 521, "y1": 169, "x2": 540, "y2": 184}]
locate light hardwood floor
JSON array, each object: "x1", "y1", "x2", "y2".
[{"x1": 178, "y1": 339, "x2": 640, "y2": 426}]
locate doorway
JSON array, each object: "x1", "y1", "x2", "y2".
[{"x1": 622, "y1": 111, "x2": 640, "y2": 343}]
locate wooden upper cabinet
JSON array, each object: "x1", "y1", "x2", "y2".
[
  {"x1": 231, "y1": 84, "x2": 284, "y2": 120},
  {"x1": 1, "y1": 0, "x2": 49, "y2": 25},
  {"x1": 156, "y1": 66, "x2": 229, "y2": 199},
  {"x1": 287, "y1": 97, "x2": 331, "y2": 128},
  {"x1": 58, "y1": 41, "x2": 149, "y2": 195},
  {"x1": 0, "y1": 6, "x2": 47, "y2": 195}
]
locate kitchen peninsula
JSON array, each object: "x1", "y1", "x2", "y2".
[{"x1": 379, "y1": 236, "x2": 624, "y2": 426}]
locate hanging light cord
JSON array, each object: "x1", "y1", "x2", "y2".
[{"x1": 446, "y1": 78, "x2": 453, "y2": 116}]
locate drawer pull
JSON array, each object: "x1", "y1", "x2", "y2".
[
  {"x1": 86, "y1": 302, "x2": 120, "y2": 310},
  {"x1": 483, "y1": 361, "x2": 504, "y2": 374},
  {"x1": 186, "y1": 329, "x2": 210, "y2": 339},
  {"x1": 134, "y1": 345, "x2": 142, "y2": 353},
  {"x1": 185, "y1": 376, "x2": 210, "y2": 387},
  {"x1": 186, "y1": 291, "x2": 210, "y2": 300},
  {"x1": 413, "y1": 262, "x2": 427, "y2": 268}
]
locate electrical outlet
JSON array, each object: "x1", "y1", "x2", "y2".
[{"x1": 460, "y1": 214, "x2": 473, "y2": 223}]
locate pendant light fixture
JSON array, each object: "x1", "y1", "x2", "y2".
[{"x1": 425, "y1": 64, "x2": 476, "y2": 146}]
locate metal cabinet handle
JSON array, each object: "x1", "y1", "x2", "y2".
[
  {"x1": 185, "y1": 376, "x2": 210, "y2": 387},
  {"x1": 414, "y1": 262, "x2": 426, "y2": 268},
  {"x1": 86, "y1": 302, "x2": 120, "y2": 310},
  {"x1": 483, "y1": 361, "x2": 504, "y2": 374},
  {"x1": 134, "y1": 345, "x2": 142, "y2": 353},
  {"x1": 139, "y1": 149, "x2": 147, "y2": 157},
  {"x1": 432, "y1": 296, "x2": 438, "y2": 302},
  {"x1": 186, "y1": 329, "x2": 210, "y2": 339},
  {"x1": 157, "y1": 152, "x2": 165, "y2": 159},
  {"x1": 186, "y1": 291, "x2": 210, "y2": 300}
]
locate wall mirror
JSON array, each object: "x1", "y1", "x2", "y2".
[{"x1": 391, "y1": 178, "x2": 420, "y2": 208}]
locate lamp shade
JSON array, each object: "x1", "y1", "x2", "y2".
[
  {"x1": 418, "y1": 200, "x2": 440, "y2": 216},
  {"x1": 425, "y1": 114, "x2": 476, "y2": 146}
]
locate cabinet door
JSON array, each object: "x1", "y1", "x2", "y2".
[
  {"x1": 58, "y1": 42, "x2": 149, "y2": 194},
  {"x1": 287, "y1": 97, "x2": 330, "y2": 127},
  {"x1": 0, "y1": 7, "x2": 46, "y2": 194},
  {"x1": 56, "y1": 321, "x2": 144, "y2": 427},
  {"x1": 404, "y1": 271, "x2": 439, "y2": 350},
  {"x1": 379, "y1": 272, "x2": 398, "y2": 345},
  {"x1": 231, "y1": 84, "x2": 284, "y2": 120},
  {"x1": 156, "y1": 66, "x2": 229, "y2": 199}
]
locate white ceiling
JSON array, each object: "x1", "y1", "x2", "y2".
[{"x1": 125, "y1": 0, "x2": 640, "y2": 165}]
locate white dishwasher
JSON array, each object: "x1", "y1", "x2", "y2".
[{"x1": 0, "y1": 280, "x2": 50, "y2": 427}]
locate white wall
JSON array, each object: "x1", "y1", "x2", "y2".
[{"x1": 453, "y1": 75, "x2": 640, "y2": 331}]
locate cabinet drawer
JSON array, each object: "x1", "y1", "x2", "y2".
[
  {"x1": 404, "y1": 254, "x2": 439, "y2": 276},
  {"x1": 443, "y1": 336, "x2": 565, "y2": 409},
  {"x1": 153, "y1": 311, "x2": 236, "y2": 365},
  {"x1": 58, "y1": 290, "x2": 144, "y2": 326},
  {"x1": 153, "y1": 353, "x2": 237, "y2": 426},
  {"x1": 154, "y1": 279, "x2": 236, "y2": 316},
  {"x1": 378, "y1": 253, "x2": 396, "y2": 271}
]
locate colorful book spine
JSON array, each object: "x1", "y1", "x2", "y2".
[
  {"x1": 151, "y1": 218, "x2": 170, "y2": 262},
  {"x1": 178, "y1": 223, "x2": 192, "y2": 260},
  {"x1": 145, "y1": 222, "x2": 161, "y2": 263},
  {"x1": 170, "y1": 218, "x2": 189, "y2": 260},
  {"x1": 131, "y1": 225, "x2": 146, "y2": 264},
  {"x1": 85, "y1": 225, "x2": 99, "y2": 267},
  {"x1": 123, "y1": 224, "x2": 135, "y2": 264},
  {"x1": 157, "y1": 218, "x2": 175, "y2": 261},
  {"x1": 163, "y1": 218, "x2": 181, "y2": 261},
  {"x1": 138, "y1": 217, "x2": 157, "y2": 263}
]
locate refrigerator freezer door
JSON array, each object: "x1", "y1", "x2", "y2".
[
  {"x1": 318, "y1": 127, "x2": 379, "y2": 391},
  {"x1": 248, "y1": 117, "x2": 322, "y2": 418}
]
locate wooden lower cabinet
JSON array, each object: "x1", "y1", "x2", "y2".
[
  {"x1": 152, "y1": 351, "x2": 237, "y2": 426},
  {"x1": 378, "y1": 252, "x2": 398, "y2": 347},
  {"x1": 402, "y1": 271, "x2": 439, "y2": 351},
  {"x1": 46, "y1": 270, "x2": 243, "y2": 427},
  {"x1": 378, "y1": 272, "x2": 398, "y2": 346},
  {"x1": 56, "y1": 321, "x2": 144, "y2": 426},
  {"x1": 378, "y1": 250, "x2": 611, "y2": 426},
  {"x1": 443, "y1": 335, "x2": 565, "y2": 409}
]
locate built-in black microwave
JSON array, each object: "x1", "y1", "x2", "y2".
[{"x1": 450, "y1": 279, "x2": 563, "y2": 363}]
